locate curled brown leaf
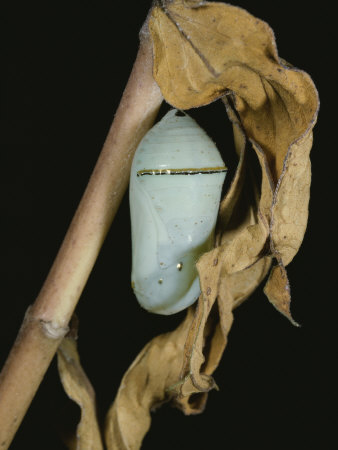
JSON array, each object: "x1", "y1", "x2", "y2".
[
  {"x1": 57, "y1": 330, "x2": 104, "y2": 450},
  {"x1": 149, "y1": 0, "x2": 319, "y2": 316},
  {"x1": 264, "y1": 263, "x2": 299, "y2": 327},
  {"x1": 270, "y1": 131, "x2": 313, "y2": 266},
  {"x1": 102, "y1": 0, "x2": 319, "y2": 447},
  {"x1": 104, "y1": 309, "x2": 194, "y2": 449}
]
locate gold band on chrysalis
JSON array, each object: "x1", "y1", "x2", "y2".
[{"x1": 137, "y1": 166, "x2": 228, "y2": 176}]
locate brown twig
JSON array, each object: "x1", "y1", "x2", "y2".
[{"x1": 0, "y1": 33, "x2": 163, "y2": 448}]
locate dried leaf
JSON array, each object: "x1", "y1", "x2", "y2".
[
  {"x1": 174, "y1": 97, "x2": 273, "y2": 412},
  {"x1": 270, "y1": 131, "x2": 313, "y2": 266},
  {"x1": 105, "y1": 309, "x2": 194, "y2": 450},
  {"x1": 105, "y1": 2, "x2": 319, "y2": 447},
  {"x1": 218, "y1": 97, "x2": 270, "y2": 273},
  {"x1": 175, "y1": 252, "x2": 272, "y2": 415},
  {"x1": 264, "y1": 263, "x2": 299, "y2": 327},
  {"x1": 217, "y1": 104, "x2": 247, "y2": 232},
  {"x1": 222, "y1": 222, "x2": 268, "y2": 273},
  {"x1": 149, "y1": 1, "x2": 318, "y2": 180},
  {"x1": 220, "y1": 257, "x2": 272, "y2": 311},
  {"x1": 150, "y1": 0, "x2": 284, "y2": 111},
  {"x1": 176, "y1": 248, "x2": 223, "y2": 400},
  {"x1": 173, "y1": 100, "x2": 265, "y2": 410},
  {"x1": 176, "y1": 161, "x2": 271, "y2": 414},
  {"x1": 149, "y1": 0, "x2": 318, "y2": 317},
  {"x1": 57, "y1": 334, "x2": 104, "y2": 450}
]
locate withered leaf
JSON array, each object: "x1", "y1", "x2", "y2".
[
  {"x1": 104, "y1": 309, "x2": 194, "y2": 450},
  {"x1": 218, "y1": 97, "x2": 269, "y2": 273},
  {"x1": 57, "y1": 334, "x2": 104, "y2": 450},
  {"x1": 149, "y1": 0, "x2": 317, "y2": 177},
  {"x1": 264, "y1": 263, "x2": 299, "y2": 327},
  {"x1": 219, "y1": 257, "x2": 272, "y2": 311},
  {"x1": 149, "y1": 0, "x2": 319, "y2": 315},
  {"x1": 104, "y1": 1, "x2": 319, "y2": 447},
  {"x1": 176, "y1": 248, "x2": 224, "y2": 401},
  {"x1": 175, "y1": 100, "x2": 272, "y2": 413},
  {"x1": 270, "y1": 131, "x2": 313, "y2": 266}
]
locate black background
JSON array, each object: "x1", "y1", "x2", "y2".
[{"x1": 1, "y1": 1, "x2": 335, "y2": 449}]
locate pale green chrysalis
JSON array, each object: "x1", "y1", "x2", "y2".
[{"x1": 129, "y1": 109, "x2": 227, "y2": 314}]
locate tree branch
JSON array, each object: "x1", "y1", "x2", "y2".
[{"x1": 0, "y1": 33, "x2": 163, "y2": 449}]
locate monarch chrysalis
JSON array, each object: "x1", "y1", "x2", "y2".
[{"x1": 129, "y1": 109, "x2": 227, "y2": 315}]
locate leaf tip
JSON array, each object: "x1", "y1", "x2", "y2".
[{"x1": 263, "y1": 264, "x2": 300, "y2": 327}]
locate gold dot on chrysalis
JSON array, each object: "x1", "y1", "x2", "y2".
[
  {"x1": 158, "y1": 278, "x2": 163, "y2": 284},
  {"x1": 177, "y1": 262, "x2": 183, "y2": 271}
]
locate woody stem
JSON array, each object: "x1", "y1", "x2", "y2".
[{"x1": 0, "y1": 34, "x2": 163, "y2": 448}]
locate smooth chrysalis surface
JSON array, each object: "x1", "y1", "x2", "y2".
[{"x1": 129, "y1": 109, "x2": 227, "y2": 314}]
